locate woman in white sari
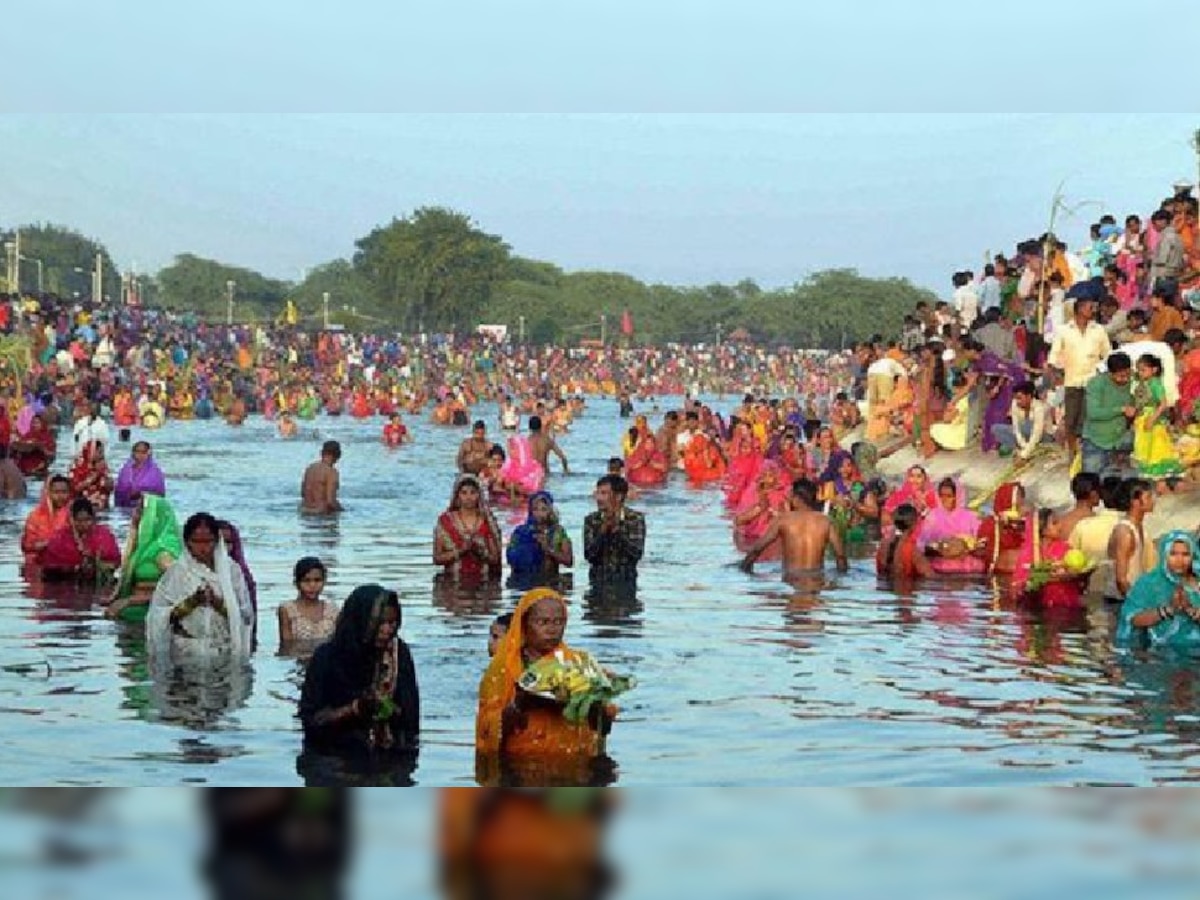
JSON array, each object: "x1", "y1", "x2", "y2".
[{"x1": 146, "y1": 512, "x2": 254, "y2": 666}]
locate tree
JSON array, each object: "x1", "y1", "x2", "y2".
[
  {"x1": 289, "y1": 260, "x2": 379, "y2": 327},
  {"x1": 2, "y1": 223, "x2": 119, "y2": 299},
  {"x1": 352, "y1": 207, "x2": 511, "y2": 331},
  {"x1": 156, "y1": 254, "x2": 290, "y2": 322}
]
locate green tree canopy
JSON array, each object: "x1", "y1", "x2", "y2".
[
  {"x1": 352, "y1": 206, "x2": 511, "y2": 332},
  {"x1": 3, "y1": 223, "x2": 119, "y2": 299},
  {"x1": 156, "y1": 253, "x2": 290, "y2": 322}
]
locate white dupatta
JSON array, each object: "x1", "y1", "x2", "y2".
[{"x1": 146, "y1": 537, "x2": 252, "y2": 665}]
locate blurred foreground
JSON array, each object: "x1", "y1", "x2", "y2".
[{"x1": 1, "y1": 789, "x2": 1198, "y2": 899}]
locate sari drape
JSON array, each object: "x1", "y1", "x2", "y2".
[
  {"x1": 476, "y1": 588, "x2": 605, "y2": 761},
  {"x1": 21, "y1": 478, "x2": 70, "y2": 563},
  {"x1": 37, "y1": 522, "x2": 121, "y2": 578},
  {"x1": 145, "y1": 538, "x2": 253, "y2": 665},
  {"x1": 917, "y1": 479, "x2": 985, "y2": 575},
  {"x1": 113, "y1": 495, "x2": 182, "y2": 610},
  {"x1": 974, "y1": 482, "x2": 1025, "y2": 574},
  {"x1": 1117, "y1": 531, "x2": 1200, "y2": 649},
  {"x1": 299, "y1": 585, "x2": 420, "y2": 752},
  {"x1": 506, "y1": 492, "x2": 571, "y2": 575},
  {"x1": 70, "y1": 440, "x2": 113, "y2": 509},
  {"x1": 113, "y1": 454, "x2": 167, "y2": 508},
  {"x1": 435, "y1": 475, "x2": 503, "y2": 581}
]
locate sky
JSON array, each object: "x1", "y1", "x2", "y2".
[{"x1": 1, "y1": 3, "x2": 1198, "y2": 294}]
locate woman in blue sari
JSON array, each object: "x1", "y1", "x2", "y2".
[
  {"x1": 505, "y1": 492, "x2": 574, "y2": 581},
  {"x1": 1118, "y1": 531, "x2": 1200, "y2": 650}
]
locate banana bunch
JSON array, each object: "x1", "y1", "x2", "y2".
[{"x1": 518, "y1": 651, "x2": 635, "y2": 725}]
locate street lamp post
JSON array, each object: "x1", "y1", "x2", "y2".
[
  {"x1": 92, "y1": 251, "x2": 103, "y2": 304},
  {"x1": 226, "y1": 280, "x2": 236, "y2": 326},
  {"x1": 600, "y1": 314, "x2": 607, "y2": 345},
  {"x1": 716, "y1": 321, "x2": 722, "y2": 346},
  {"x1": 3, "y1": 242, "x2": 14, "y2": 294},
  {"x1": 322, "y1": 292, "x2": 330, "y2": 329},
  {"x1": 518, "y1": 315, "x2": 525, "y2": 344}
]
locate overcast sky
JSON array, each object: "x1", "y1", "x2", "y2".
[{"x1": 2, "y1": 2, "x2": 1197, "y2": 294}]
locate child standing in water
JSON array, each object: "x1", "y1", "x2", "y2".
[{"x1": 278, "y1": 557, "x2": 339, "y2": 652}]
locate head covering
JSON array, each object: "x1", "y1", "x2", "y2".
[
  {"x1": 993, "y1": 482, "x2": 1023, "y2": 518},
  {"x1": 298, "y1": 584, "x2": 420, "y2": 751},
  {"x1": 115, "y1": 495, "x2": 183, "y2": 599},
  {"x1": 475, "y1": 588, "x2": 569, "y2": 755},
  {"x1": 449, "y1": 474, "x2": 485, "y2": 511},
  {"x1": 146, "y1": 532, "x2": 252, "y2": 664},
  {"x1": 819, "y1": 449, "x2": 858, "y2": 493},
  {"x1": 113, "y1": 445, "x2": 167, "y2": 508},
  {"x1": 214, "y1": 519, "x2": 257, "y2": 617},
  {"x1": 1117, "y1": 531, "x2": 1200, "y2": 648},
  {"x1": 324, "y1": 585, "x2": 402, "y2": 685},
  {"x1": 917, "y1": 479, "x2": 981, "y2": 549},
  {"x1": 506, "y1": 491, "x2": 568, "y2": 574}
]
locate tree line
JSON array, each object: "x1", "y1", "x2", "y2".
[{"x1": 4, "y1": 209, "x2": 937, "y2": 348}]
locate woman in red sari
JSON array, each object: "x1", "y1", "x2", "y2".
[
  {"x1": 11, "y1": 413, "x2": 55, "y2": 478},
  {"x1": 37, "y1": 497, "x2": 122, "y2": 583},
  {"x1": 624, "y1": 427, "x2": 668, "y2": 488},
  {"x1": 876, "y1": 503, "x2": 931, "y2": 579},
  {"x1": 21, "y1": 474, "x2": 73, "y2": 566},
  {"x1": 70, "y1": 439, "x2": 114, "y2": 510},
  {"x1": 973, "y1": 482, "x2": 1026, "y2": 576},
  {"x1": 434, "y1": 474, "x2": 503, "y2": 582}
]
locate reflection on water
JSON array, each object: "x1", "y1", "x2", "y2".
[{"x1": 2, "y1": 400, "x2": 1200, "y2": 784}]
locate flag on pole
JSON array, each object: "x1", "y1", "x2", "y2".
[{"x1": 621, "y1": 309, "x2": 633, "y2": 336}]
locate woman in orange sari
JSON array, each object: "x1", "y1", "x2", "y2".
[
  {"x1": 21, "y1": 474, "x2": 72, "y2": 566},
  {"x1": 476, "y1": 588, "x2": 615, "y2": 786}
]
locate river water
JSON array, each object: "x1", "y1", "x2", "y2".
[{"x1": 1, "y1": 398, "x2": 1198, "y2": 786}]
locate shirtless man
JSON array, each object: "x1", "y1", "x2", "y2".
[
  {"x1": 528, "y1": 415, "x2": 569, "y2": 476},
  {"x1": 1055, "y1": 472, "x2": 1101, "y2": 542},
  {"x1": 0, "y1": 451, "x2": 27, "y2": 499},
  {"x1": 739, "y1": 478, "x2": 847, "y2": 582},
  {"x1": 457, "y1": 421, "x2": 492, "y2": 475},
  {"x1": 300, "y1": 440, "x2": 343, "y2": 514}
]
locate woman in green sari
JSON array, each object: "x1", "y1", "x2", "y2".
[{"x1": 104, "y1": 494, "x2": 183, "y2": 623}]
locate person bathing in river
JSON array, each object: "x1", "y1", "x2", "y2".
[
  {"x1": 457, "y1": 421, "x2": 493, "y2": 475},
  {"x1": 300, "y1": 440, "x2": 343, "y2": 515},
  {"x1": 278, "y1": 556, "x2": 339, "y2": 653},
  {"x1": 37, "y1": 497, "x2": 122, "y2": 583},
  {"x1": 916, "y1": 478, "x2": 986, "y2": 575},
  {"x1": 21, "y1": 474, "x2": 72, "y2": 566},
  {"x1": 740, "y1": 477, "x2": 847, "y2": 584},
  {"x1": 105, "y1": 495, "x2": 182, "y2": 623},
  {"x1": 113, "y1": 440, "x2": 167, "y2": 509},
  {"x1": 528, "y1": 415, "x2": 569, "y2": 477},
  {"x1": 876, "y1": 503, "x2": 932, "y2": 580}
]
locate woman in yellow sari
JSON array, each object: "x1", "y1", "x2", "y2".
[{"x1": 476, "y1": 588, "x2": 615, "y2": 785}]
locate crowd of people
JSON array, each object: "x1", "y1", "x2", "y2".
[{"x1": 4, "y1": 179, "x2": 1200, "y2": 786}]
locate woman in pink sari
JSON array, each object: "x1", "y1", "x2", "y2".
[
  {"x1": 498, "y1": 434, "x2": 545, "y2": 498},
  {"x1": 732, "y1": 461, "x2": 790, "y2": 558},
  {"x1": 722, "y1": 419, "x2": 762, "y2": 507},
  {"x1": 916, "y1": 477, "x2": 986, "y2": 575},
  {"x1": 881, "y1": 465, "x2": 937, "y2": 532}
]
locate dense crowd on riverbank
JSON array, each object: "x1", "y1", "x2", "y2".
[{"x1": 4, "y1": 178, "x2": 1200, "y2": 788}]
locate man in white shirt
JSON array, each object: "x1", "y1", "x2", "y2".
[
  {"x1": 72, "y1": 402, "x2": 111, "y2": 457},
  {"x1": 1047, "y1": 294, "x2": 1111, "y2": 461},
  {"x1": 952, "y1": 271, "x2": 979, "y2": 330},
  {"x1": 990, "y1": 381, "x2": 1051, "y2": 459}
]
